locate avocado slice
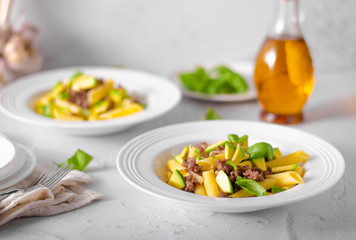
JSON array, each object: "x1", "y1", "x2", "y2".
[
  {"x1": 238, "y1": 135, "x2": 248, "y2": 149},
  {"x1": 71, "y1": 75, "x2": 98, "y2": 91},
  {"x1": 228, "y1": 134, "x2": 239, "y2": 144},
  {"x1": 225, "y1": 142, "x2": 236, "y2": 160},
  {"x1": 179, "y1": 145, "x2": 189, "y2": 160},
  {"x1": 188, "y1": 145, "x2": 197, "y2": 159},
  {"x1": 51, "y1": 81, "x2": 64, "y2": 99},
  {"x1": 272, "y1": 164, "x2": 298, "y2": 173},
  {"x1": 216, "y1": 170, "x2": 233, "y2": 194},
  {"x1": 167, "y1": 169, "x2": 186, "y2": 189},
  {"x1": 174, "y1": 154, "x2": 185, "y2": 164},
  {"x1": 252, "y1": 157, "x2": 267, "y2": 171},
  {"x1": 231, "y1": 144, "x2": 245, "y2": 164},
  {"x1": 109, "y1": 89, "x2": 124, "y2": 104},
  {"x1": 205, "y1": 140, "x2": 227, "y2": 154},
  {"x1": 91, "y1": 100, "x2": 110, "y2": 115},
  {"x1": 237, "y1": 160, "x2": 253, "y2": 168},
  {"x1": 273, "y1": 148, "x2": 283, "y2": 159}
]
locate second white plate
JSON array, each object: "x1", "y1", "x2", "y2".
[
  {"x1": 176, "y1": 61, "x2": 257, "y2": 102},
  {"x1": 117, "y1": 120, "x2": 345, "y2": 213}
]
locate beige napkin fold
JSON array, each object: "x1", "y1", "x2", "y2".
[{"x1": 0, "y1": 162, "x2": 103, "y2": 226}]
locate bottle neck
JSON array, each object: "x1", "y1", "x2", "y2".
[{"x1": 268, "y1": 0, "x2": 302, "y2": 39}]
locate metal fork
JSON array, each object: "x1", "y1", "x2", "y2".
[{"x1": 0, "y1": 163, "x2": 73, "y2": 198}]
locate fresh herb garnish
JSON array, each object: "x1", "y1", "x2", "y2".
[
  {"x1": 226, "y1": 160, "x2": 237, "y2": 171},
  {"x1": 179, "y1": 65, "x2": 248, "y2": 95},
  {"x1": 204, "y1": 108, "x2": 221, "y2": 120},
  {"x1": 271, "y1": 186, "x2": 286, "y2": 194},
  {"x1": 56, "y1": 149, "x2": 93, "y2": 171},
  {"x1": 246, "y1": 142, "x2": 274, "y2": 160},
  {"x1": 235, "y1": 176, "x2": 266, "y2": 196},
  {"x1": 195, "y1": 149, "x2": 203, "y2": 156}
]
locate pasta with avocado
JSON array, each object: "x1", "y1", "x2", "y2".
[
  {"x1": 35, "y1": 72, "x2": 145, "y2": 121},
  {"x1": 165, "y1": 133, "x2": 310, "y2": 198}
]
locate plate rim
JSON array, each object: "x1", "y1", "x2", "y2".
[
  {"x1": 116, "y1": 120, "x2": 345, "y2": 212},
  {"x1": 0, "y1": 142, "x2": 37, "y2": 190}
]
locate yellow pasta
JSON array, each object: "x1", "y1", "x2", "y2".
[
  {"x1": 165, "y1": 171, "x2": 173, "y2": 183},
  {"x1": 266, "y1": 171, "x2": 304, "y2": 186},
  {"x1": 166, "y1": 159, "x2": 188, "y2": 177},
  {"x1": 229, "y1": 179, "x2": 276, "y2": 198},
  {"x1": 35, "y1": 73, "x2": 144, "y2": 121},
  {"x1": 53, "y1": 107, "x2": 84, "y2": 121},
  {"x1": 266, "y1": 150, "x2": 310, "y2": 168},
  {"x1": 164, "y1": 134, "x2": 309, "y2": 198},
  {"x1": 194, "y1": 184, "x2": 207, "y2": 196},
  {"x1": 294, "y1": 166, "x2": 305, "y2": 177},
  {"x1": 280, "y1": 184, "x2": 296, "y2": 189},
  {"x1": 202, "y1": 170, "x2": 220, "y2": 197}
]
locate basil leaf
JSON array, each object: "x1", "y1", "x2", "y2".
[
  {"x1": 246, "y1": 142, "x2": 274, "y2": 160},
  {"x1": 226, "y1": 160, "x2": 237, "y2": 171},
  {"x1": 204, "y1": 108, "x2": 221, "y2": 120},
  {"x1": 57, "y1": 149, "x2": 93, "y2": 171},
  {"x1": 236, "y1": 177, "x2": 266, "y2": 196},
  {"x1": 271, "y1": 186, "x2": 286, "y2": 194}
]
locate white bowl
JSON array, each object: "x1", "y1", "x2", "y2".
[
  {"x1": 117, "y1": 120, "x2": 345, "y2": 213},
  {"x1": 0, "y1": 67, "x2": 181, "y2": 135}
]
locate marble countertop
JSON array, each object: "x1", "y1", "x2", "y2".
[{"x1": 1, "y1": 70, "x2": 356, "y2": 239}]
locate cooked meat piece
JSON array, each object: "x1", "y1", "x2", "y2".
[
  {"x1": 209, "y1": 144, "x2": 225, "y2": 157},
  {"x1": 243, "y1": 168, "x2": 266, "y2": 182},
  {"x1": 68, "y1": 89, "x2": 89, "y2": 109},
  {"x1": 184, "y1": 173, "x2": 196, "y2": 192},
  {"x1": 229, "y1": 165, "x2": 250, "y2": 183},
  {"x1": 219, "y1": 191, "x2": 228, "y2": 198},
  {"x1": 196, "y1": 142, "x2": 209, "y2": 158},
  {"x1": 215, "y1": 159, "x2": 232, "y2": 174},
  {"x1": 182, "y1": 157, "x2": 202, "y2": 174}
]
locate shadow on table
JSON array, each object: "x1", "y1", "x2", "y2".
[{"x1": 305, "y1": 94, "x2": 356, "y2": 122}]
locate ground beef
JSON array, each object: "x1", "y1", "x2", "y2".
[
  {"x1": 182, "y1": 157, "x2": 202, "y2": 174},
  {"x1": 184, "y1": 173, "x2": 196, "y2": 192},
  {"x1": 196, "y1": 142, "x2": 209, "y2": 158},
  {"x1": 229, "y1": 165, "x2": 250, "y2": 183},
  {"x1": 219, "y1": 191, "x2": 227, "y2": 198},
  {"x1": 243, "y1": 167, "x2": 268, "y2": 182},
  {"x1": 215, "y1": 159, "x2": 232, "y2": 174},
  {"x1": 209, "y1": 144, "x2": 225, "y2": 157},
  {"x1": 68, "y1": 89, "x2": 90, "y2": 108}
]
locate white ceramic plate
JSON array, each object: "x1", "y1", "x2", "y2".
[
  {"x1": 0, "y1": 143, "x2": 37, "y2": 190},
  {"x1": 175, "y1": 61, "x2": 256, "y2": 102},
  {"x1": 117, "y1": 120, "x2": 345, "y2": 213},
  {"x1": 0, "y1": 134, "x2": 16, "y2": 170},
  {"x1": 0, "y1": 67, "x2": 181, "y2": 135}
]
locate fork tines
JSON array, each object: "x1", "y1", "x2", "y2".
[{"x1": 37, "y1": 163, "x2": 73, "y2": 189}]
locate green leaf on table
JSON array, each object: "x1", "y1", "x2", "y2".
[
  {"x1": 57, "y1": 149, "x2": 93, "y2": 171},
  {"x1": 204, "y1": 107, "x2": 221, "y2": 120},
  {"x1": 235, "y1": 176, "x2": 266, "y2": 196}
]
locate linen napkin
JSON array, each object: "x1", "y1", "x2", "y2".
[{"x1": 0, "y1": 162, "x2": 103, "y2": 226}]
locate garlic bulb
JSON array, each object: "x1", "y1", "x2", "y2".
[
  {"x1": 2, "y1": 23, "x2": 42, "y2": 73},
  {"x1": 0, "y1": 58, "x2": 14, "y2": 87}
]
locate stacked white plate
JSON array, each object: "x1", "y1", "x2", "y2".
[{"x1": 0, "y1": 134, "x2": 36, "y2": 190}]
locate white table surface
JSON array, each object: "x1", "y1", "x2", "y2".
[{"x1": 0, "y1": 70, "x2": 356, "y2": 239}]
